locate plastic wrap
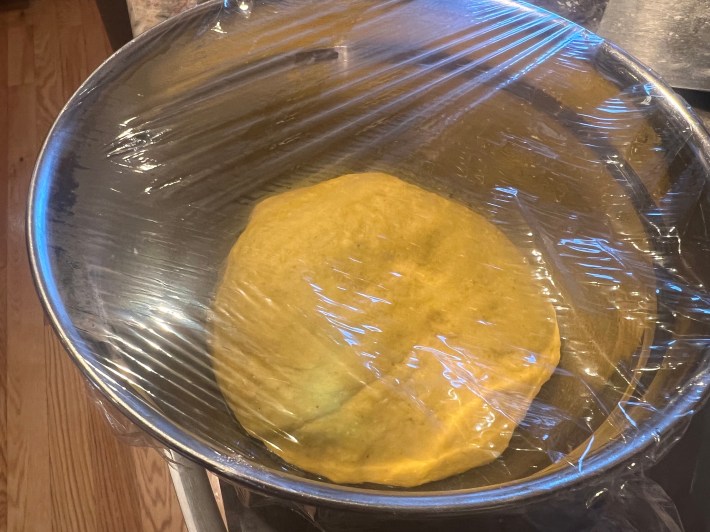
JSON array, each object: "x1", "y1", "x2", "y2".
[{"x1": 28, "y1": 0, "x2": 710, "y2": 530}]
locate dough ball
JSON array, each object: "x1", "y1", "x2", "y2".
[{"x1": 213, "y1": 172, "x2": 560, "y2": 487}]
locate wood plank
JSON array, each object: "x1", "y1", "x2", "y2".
[
  {"x1": 59, "y1": 23, "x2": 87, "y2": 96},
  {"x1": 6, "y1": 79, "x2": 51, "y2": 532},
  {"x1": 29, "y1": 0, "x2": 63, "y2": 140},
  {"x1": 45, "y1": 328, "x2": 99, "y2": 532},
  {"x1": 87, "y1": 409, "x2": 145, "y2": 532},
  {"x1": 5, "y1": 19, "x2": 45, "y2": 532},
  {"x1": 132, "y1": 447, "x2": 188, "y2": 532},
  {"x1": 56, "y1": 0, "x2": 82, "y2": 27},
  {"x1": 79, "y1": 0, "x2": 113, "y2": 72},
  {"x1": 0, "y1": 11, "x2": 9, "y2": 532},
  {"x1": 6, "y1": 18, "x2": 32, "y2": 86}
]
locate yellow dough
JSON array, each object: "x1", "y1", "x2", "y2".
[{"x1": 213, "y1": 172, "x2": 560, "y2": 487}]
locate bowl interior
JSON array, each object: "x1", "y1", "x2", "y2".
[{"x1": 30, "y1": 0, "x2": 710, "y2": 505}]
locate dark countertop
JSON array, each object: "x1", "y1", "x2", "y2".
[{"x1": 126, "y1": 0, "x2": 203, "y2": 36}]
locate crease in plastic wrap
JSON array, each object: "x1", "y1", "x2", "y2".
[{"x1": 29, "y1": 0, "x2": 710, "y2": 530}]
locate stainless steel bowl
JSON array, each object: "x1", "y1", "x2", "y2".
[{"x1": 28, "y1": 0, "x2": 710, "y2": 515}]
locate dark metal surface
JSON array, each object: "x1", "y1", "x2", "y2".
[
  {"x1": 529, "y1": 0, "x2": 609, "y2": 29},
  {"x1": 598, "y1": 0, "x2": 710, "y2": 92}
]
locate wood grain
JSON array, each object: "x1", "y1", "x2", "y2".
[
  {"x1": 56, "y1": 0, "x2": 82, "y2": 28},
  {"x1": 89, "y1": 411, "x2": 145, "y2": 532},
  {"x1": 0, "y1": 12, "x2": 8, "y2": 532},
  {"x1": 6, "y1": 86, "x2": 50, "y2": 532},
  {"x1": 6, "y1": 17, "x2": 32, "y2": 87},
  {"x1": 79, "y1": 0, "x2": 112, "y2": 73},
  {"x1": 132, "y1": 448, "x2": 190, "y2": 532},
  {"x1": 59, "y1": 23, "x2": 88, "y2": 94},
  {"x1": 46, "y1": 328, "x2": 98, "y2": 532},
  {"x1": 29, "y1": 0, "x2": 63, "y2": 140},
  {"x1": 1, "y1": 1, "x2": 188, "y2": 530}
]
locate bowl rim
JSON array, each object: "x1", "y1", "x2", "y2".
[{"x1": 27, "y1": 0, "x2": 710, "y2": 514}]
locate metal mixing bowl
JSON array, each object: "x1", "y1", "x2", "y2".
[{"x1": 28, "y1": 0, "x2": 710, "y2": 515}]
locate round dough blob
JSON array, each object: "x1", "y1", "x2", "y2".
[{"x1": 213, "y1": 172, "x2": 560, "y2": 487}]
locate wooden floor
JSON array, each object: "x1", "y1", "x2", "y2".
[{"x1": 0, "y1": 0, "x2": 187, "y2": 530}]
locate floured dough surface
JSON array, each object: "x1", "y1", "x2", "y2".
[{"x1": 213, "y1": 172, "x2": 560, "y2": 487}]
